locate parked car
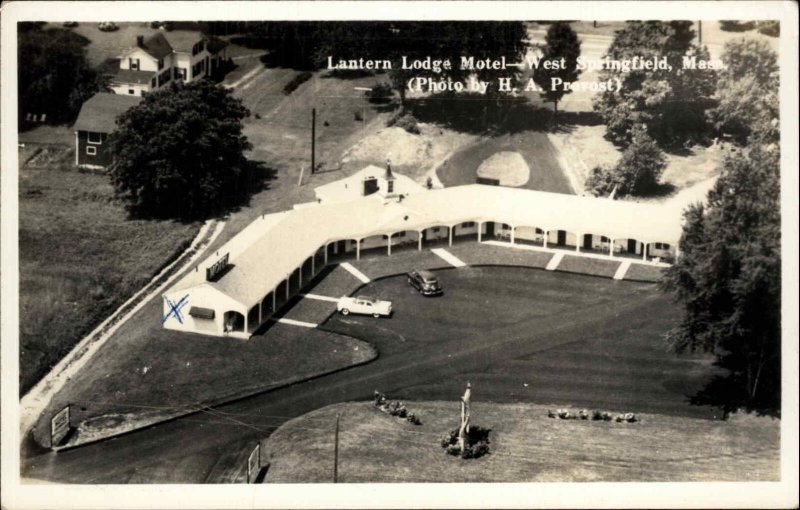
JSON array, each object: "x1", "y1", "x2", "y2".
[
  {"x1": 407, "y1": 270, "x2": 443, "y2": 296},
  {"x1": 98, "y1": 22, "x2": 119, "y2": 32},
  {"x1": 337, "y1": 295, "x2": 392, "y2": 317},
  {"x1": 62, "y1": 22, "x2": 79, "y2": 28}
]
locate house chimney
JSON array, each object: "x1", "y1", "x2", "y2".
[{"x1": 136, "y1": 35, "x2": 144, "y2": 48}]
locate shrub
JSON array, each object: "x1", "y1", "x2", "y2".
[
  {"x1": 592, "y1": 410, "x2": 603, "y2": 421},
  {"x1": 756, "y1": 21, "x2": 779, "y2": 37},
  {"x1": 387, "y1": 110, "x2": 421, "y2": 134},
  {"x1": 366, "y1": 82, "x2": 394, "y2": 103},
  {"x1": 719, "y1": 20, "x2": 756, "y2": 32},
  {"x1": 407, "y1": 413, "x2": 421, "y2": 425},
  {"x1": 441, "y1": 425, "x2": 491, "y2": 459},
  {"x1": 585, "y1": 165, "x2": 617, "y2": 197},
  {"x1": 283, "y1": 72, "x2": 313, "y2": 95}
]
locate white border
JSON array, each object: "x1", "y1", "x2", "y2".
[{"x1": 2, "y1": 2, "x2": 798, "y2": 509}]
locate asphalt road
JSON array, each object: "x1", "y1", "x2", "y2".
[{"x1": 21, "y1": 267, "x2": 716, "y2": 483}]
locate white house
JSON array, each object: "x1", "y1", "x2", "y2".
[{"x1": 111, "y1": 31, "x2": 212, "y2": 96}]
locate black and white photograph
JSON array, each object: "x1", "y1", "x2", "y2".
[{"x1": 1, "y1": 1, "x2": 798, "y2": 508}]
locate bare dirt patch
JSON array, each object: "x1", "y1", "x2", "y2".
[{"x1": 476, "y1": 151, "x2": 530, "y2": 187}]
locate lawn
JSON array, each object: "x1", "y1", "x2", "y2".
[
  {"x1": 262, "y1": 400, "x2": 779, "y2": 482},
  {"x1": 18, "y1": 145, "x2": 201, "y2": 394}
]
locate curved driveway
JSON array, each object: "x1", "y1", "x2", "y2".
[{"x1": 22, "y1": 267, "x2": 711, "y2": 483}]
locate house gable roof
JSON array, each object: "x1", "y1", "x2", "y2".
[
  {"x1": 161, "y1": 30, "x2": 204, "y2": 53},
  {"x1": 73, "y1": 93, "x2": 141, "y2": 133}
]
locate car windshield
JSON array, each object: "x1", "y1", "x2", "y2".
[
  {"x1": 419, "y1": 272, "x2": 437, "y2": 282},
  {"x1": 356, "y1": 296, "x2": 376, "y2": 303}
]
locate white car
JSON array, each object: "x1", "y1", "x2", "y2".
[{"x1": 337, "y1": 295, "x2": 392, "y2": 317}]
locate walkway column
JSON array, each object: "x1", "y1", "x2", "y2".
[
  {"x1": 244, "y1": 313, "x2": 248, "y2": 335},
  {"x1": 477, "y1": 222, "x2": 482, "y2": 242},
  {"x1": 642, "y1": 242, "x2": 648, "y2": 261},
  {"x1": 675, "y1": 245, "x2": 681, "y2": 260},
  {"x1": 272, "y1": 290, "x2": 277, "y2": 313},
  {"x1": 418, "y1": 232, "x2": 423, "y2": 251},
  {"x1": 356, "y1": 239, "x2": 361, "y2": 260},
  {"x1": 258, "y1": 303, "x2": 262, "y2": 325},
  {"x1": 299, "y1": 265, "x2": 303, "y2": 286},
  {"x1": 324, "y1": 244, "x2": 329, "y2": 264},
  {"x1": 387, "y1": 234, "x2": 392, "y2": 256},
  {"x1": 311, "y1": 254, "x2": 315, "y2": 274},
  {"x1": 285, "y1": 279, "x2": 290, "y2": 299},
  {"x1": 576, "y1": 233, "x2": 582, "y2": 253},
  {"x1": 543, "y1": 230, "x2": 548, "y2": 249},
  {"x1": 609, "y1": 238, "x2": 615, "y2": 258},
  {"x1": 510, "y1": 226, "x2": 515, "y2": 244},
  {"x1": 448, "y1": 227, "x2": 453, "y2": 247}
]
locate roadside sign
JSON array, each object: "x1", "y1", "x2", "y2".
[
  {"x1": 50, "y1": 405, "x2": 71, "y2": 447},
  {"x1": 246, "y1": 443, "x2": 261, "y2": 483}
]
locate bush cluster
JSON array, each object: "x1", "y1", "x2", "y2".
[
  {"x1": 366, "y1": 82, "x2": 394, "y2": 103},
  {"x1": 387, "y1": 109, "x2": 421, "y2": 134},
  {"x1": 756, "y1": 21, "x2": 779, "y2": 37},
  {"x1": 547, "y1": 408, "x2": 638, "y2": 423},
  {"x1": 283, "y1": 72, "x2": 313, "y2": 95},
  {"x1": 373, "y1": 391, "x2": 421, "y2": 425},
  {"x1": 440, "y1": 425, "x2": 491, "y2": 459}
]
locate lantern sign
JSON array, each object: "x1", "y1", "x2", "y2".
[
  {"x1": 246, "y1": 443, "x2": 261, "y2": 483},
  {"x1": 50, "y1": 405, "x2": 71, "y2": 448}
]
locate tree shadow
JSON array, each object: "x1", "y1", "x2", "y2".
[
  {"x1": 221, "y1": 160, "x2": 279, "y2": 216},
  {"x1": 689, "y1": 373, "x2": 781, "y2": 419}
]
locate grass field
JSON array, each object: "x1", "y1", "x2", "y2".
[
  {"x1": 18, "y1": 148, "x2": 200, "y2": 394},
  {"x1": 262, "y1": 401, "x2": 779, "y2": 483}
]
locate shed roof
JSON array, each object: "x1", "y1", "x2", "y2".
[
  {"x1": 112, "y1": 68, "x2": 156, "y2": 85},
  {"x1": 73, "y1": 93, "x2": 141, "y2": 133},
  {"x1": 170, "y1": 180, "x2": 685, "y2": 310}
]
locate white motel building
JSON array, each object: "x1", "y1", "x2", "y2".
[{"x1": 162, "y1": 164, "x2": 682, "y2": 338}]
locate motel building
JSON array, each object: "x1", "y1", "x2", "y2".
[{"x1": 162, "y1": 163, "x2": 682, "y2": 339}]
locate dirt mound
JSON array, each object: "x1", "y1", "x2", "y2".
[
  {"x1": 476, "y1": 151, "x2": 530, "y2": 187},
  {"x1": 342, "y1": 127, "x2": 432, "y2": 168}
]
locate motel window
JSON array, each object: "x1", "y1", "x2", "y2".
[
  {"x1": 128, "y1": 89, "x2": 135, "y2": 95},
  {"x1": 461, "y1": 222, "x2": 475, "y2": 228},
  {"x1": 432, "y1": 227, "x2": 440, "y2": 233},
  {"x1": 600, "y1": 236, "x2": 609, "y2": 243},
  {"x1": 87, "y1": 132, "x2": 103, "y2": 145},
  {"x1": 502, "y1": 223, "x2": 510, "y2": 230},
  {"x1": 86, "y1": 146, "x2": 97, "y2": 156},
  {"x1": 536, "y1": 228, "x2": 544, "y2": 234},
  {"x1": 654, "y1": 242, "x2": 670, "y2": 250}
]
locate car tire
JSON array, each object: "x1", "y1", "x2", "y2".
[
  {"x1": 373, "y1": 313, "x2": 381, "y2": 318},
  {"x1": 341, "y1": 308, "x2": 350, "y2": 315}
]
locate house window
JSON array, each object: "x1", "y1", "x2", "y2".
[
  {"x1": 87, "y1": 132, "x2": 103, "y2": 144},
  {"x1": 151, "y1": 77, "x2": 157, "y2": 88},
  {"x1": 158, "y1": 58, "x2": 164, "y2": 70},
  {"x1": 129, "y1": 58, "x2": 140, "y2": 70},
  {"x1": 86, "y1": 146, "x2": 97, "y2": 156},
  {"x1": 128, "y1": 89, "x2": 135, "y2": 95}
]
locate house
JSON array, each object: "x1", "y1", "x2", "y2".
[
  {"x1": 110, "y1": 30, "x2": 213, "y2": 96},
  {"x1": 72, "y1": 93, "x2": 141, "y2": 169}
]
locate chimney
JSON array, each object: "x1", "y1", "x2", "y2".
[
  {"x1": 385, "y1": 158, "x2": 394, "y2": 181},
  {"x1": 136, "y1": 35, "x2": 144, "y2": 48}
]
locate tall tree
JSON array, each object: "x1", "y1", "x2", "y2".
[
  {"x1": 18, "y1": 24, "x2": 104, "y2": 127},
  {"x1": 109, "y1": 81, "x2": 252, "y2": 220},
  {"x1": 709, "y1": 37, "x2": 778, "y2": 143},
  {"x1": 532, "y1": 22, "x2": 581, "y2": 129},
  {"x1": 662, "y1": 85, "x2": 780, "y2": 412},
  {"x1": 593, "y1": 21, "x2": 716, "y2": 147}
]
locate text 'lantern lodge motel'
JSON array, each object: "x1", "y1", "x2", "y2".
[{"x1": 162, "y1": 163, "x2": 681, "y2": 338}]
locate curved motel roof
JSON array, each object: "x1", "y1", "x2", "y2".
[{"x1": 169, "y1": 183, "x2": 684, "y2": 310}]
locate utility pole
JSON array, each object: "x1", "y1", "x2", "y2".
[
  {"x1": 311, "y1": 108, "x2": 316, "y2": 174},
  {"x1": 698, "y1": 21, "x2": 702, "y2": 45},
  {"x1": 333, "y1": 413, "x2": 340, "y2": 483}
]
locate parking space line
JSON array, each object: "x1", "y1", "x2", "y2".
[
  {"x1": 275, "y1": 318, "x2": 318, "y2": 328},
  {"x1": 545, "y1": 252, "x2": 564, "y2": 271},
  {"x1": 431, "y1": 248, "x2": 466, "y2": 268},
  {"x1": 340, "y1": 262, "x2": 371, "y2": 283},
  {"x1": 613, "y1": 260, "x2": 632, "y2": 280},
  {"x1": 301, "y1": 293, "x2": 340, "y2": 303}
]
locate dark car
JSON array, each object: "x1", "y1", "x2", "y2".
[{"x1": 407, "y1": 270, "x2": 443, "y2": 296}]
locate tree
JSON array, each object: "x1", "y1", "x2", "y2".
[
  {"x1": 532, "y1": 22, "x2": 581, "y2": 129},
  {"x1": 108, "y1": 81, "x2": 252, "y2": 220},
  {"x1": 592, "y1": 21, "x2": 716, "y2": 147},
  {"x1": 585, "y1": 124, "x2": 666, "y2": 197},
  {"x1": 709, "y1": 38, "x2": 778, "y2": 143},
  {"x1": 18, "y1": 24, "x2": 104, "y2": 127},
  {"x1": 661, "y1": 78, "x2": 780, "y2": 412}
]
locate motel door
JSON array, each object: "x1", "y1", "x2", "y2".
[
  {"x1": 627, "y1": 239, "x2": 637, "y2": 254},
  {"x1": 583, "y1": 234, "x2": 592, "y2": 249},
  {"x1": 557, "y1": 230, "x2": 567, "y2": 246},
  {"x1": 485, "y1": 222, "x2": 495, "y2": 238}
]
